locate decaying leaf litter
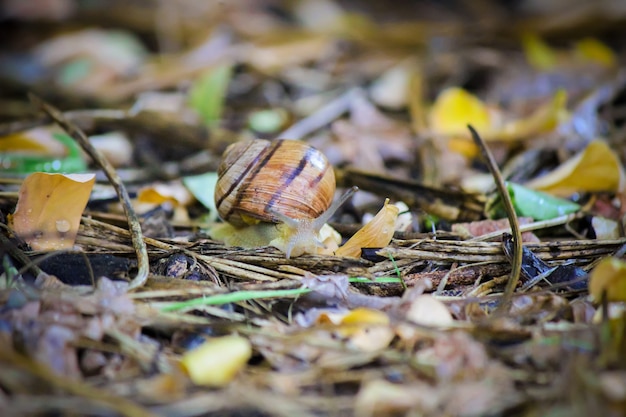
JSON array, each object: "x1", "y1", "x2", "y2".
[{"x1": 1, "y1": 1, "x2": 626, "y2": 416}]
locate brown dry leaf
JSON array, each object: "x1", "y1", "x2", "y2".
[
  {"x1": 357, "y1": 364, "x2": 518, "y2": 417},
  {"x1": 336, "y1": 198, "x2": 399, "y2": 258},
  {"x1": 243, "y1": 30, "x2": 333, "y2": 74},
  {"x1": 33, "y1": 28, "x2": 146, "y2": 94},
  {"x1": 355, "y1": 379, "x2": 441, "y2": 417},
  {"x1": 301, "y1": 273, "x2": 349, "y2": 300},
  {"x1": 415, "y1": 331, "x2": 490, "y2": 381},
  {"x1": 525, "y1": 140, "x2": 626, "y2": 196},
  {"x1": 452, "y1": 217, "x2": 540, "y2": 242},
  {"x1": 328, "y1": 93, "x2": 414, "y2": 172},
  {"x1": 10, "y1": 172, "x2": 95, "y2": 251}
]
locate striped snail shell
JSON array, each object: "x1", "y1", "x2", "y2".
[{"x1": 215, "y1": 139, "x2": 336, "y2": 228}]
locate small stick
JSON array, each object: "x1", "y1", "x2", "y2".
[
  {"x1": 467, "y1": 125, "x2": 522, "y2": 313},
  {"x1": 30, "y1": 94, "x2": 149, "y2": 290}
]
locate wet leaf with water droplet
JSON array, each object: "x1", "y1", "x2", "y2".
[{"x1": 10, "y1": 172, "x2": 95, "y2": 251}]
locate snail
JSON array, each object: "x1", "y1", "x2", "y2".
[{"x1": 212, "y1": 139, "x2": 356, "y2": 258}]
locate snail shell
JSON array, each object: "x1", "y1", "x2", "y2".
[{"x1": 215, "y1": 139, "x2": 336, "y2": 227}]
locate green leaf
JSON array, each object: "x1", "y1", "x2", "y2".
[
  {"x1": 0, "y1": 133, "x2": 87, "y2": 174},
  {"x1": 248, "y1": 109, "x2": 287, "y2": 133},
  {"x1": 182, "y1": 172, "x2": 219, "y2": 221},
  {"x1": 188, "y1": 64, "x2": 233, "y2": 127},
  {"x1": 486, "y1": 182, "x2": 580, "y2": 220}
]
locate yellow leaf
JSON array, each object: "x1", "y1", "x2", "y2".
[
  {"x1": 0, "y1": 128, "x2": 67, "y2": 154},
  {"x1": 10, "y1": 173, "x2": 95, "y2": 251},
  {"x1": 522, "y1": 33, "x2": 557, "y2": 71},
  {"x1": 494, "y1": 89, "x2": 568, "y2": 141},
  {"x1": 337, "y1": 308, "x2": 394, "y2": 351},
  {"x1": 341, "y1": 307, "x2": 390, "y2": 326},
  {"x1": 574, "y1": 38, "x2": 616, "y2": 68},
  {"x1": 429, "y1": 87, "x2": 492, "y2": 137},
  {"x1": 589, "y1": 257, "x2": 626, "y2": 302},
  {"x1": 137, "y1": 182, "x2": 194, "y2": 206},
  {"x1": 525, "y1": 140, "x2": 626, "y2": 196},
  {"x1": 336, "y1": 199, "x2": 399, "y2": 258},
  {"x1": 181, "y1": 335, "x2": 251, "y2": 387}
]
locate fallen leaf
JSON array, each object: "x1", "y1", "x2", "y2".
[
  {"x1": 244, "y1": 31, "x2": 333, "y2": 74},
  {"x1": 336, "y1": 198, "x2": 399, "y2": 258},
  {"x1": 522, "y1": 33, "x2": 558, "y2": 71},
  {"x1": 188, "y1": 63, "x2": 233, "y2": 127},
  {"x1": 0, "y1": 131, "x2": 87, "y2": 174},
  {"x1": 182, "y1": 172, "x2": 219, "y2": 221},
  {"x1": 429, "y1": 87, "x2": 493, "y2": 138},
  {"x1": 0, "y1": 127, "x2": 67, "y2": 154},
  {"x1": 369, "y1": 59, "x2": 417, "y2": 110},
  {"x1": 416, "y1": 331, "x2": 489, "y2": 381},
  {"x1": 486, "y1": 182, "x2": 580, "y2": 221},
  {"x1": 328, "y1": 93, "x2": 415, "y2": 173},
  {"x1": 10, "y1": 172, "x2": 95, "y2": 251},
  {"x1": 591, "y1": 216, "x2": 620, "y2": 240},
  {"x1": 138, "y1": 181, "x2": 194, "y2": 207},
  {"x1": 430, "y1": 87, "x2": 567, "y2": 155},
  {"x1": 452, "y1": 217, "x2": 540, "y2": 242},
  {"x1": 355, "y1": 380, "x2": 440, "y2": 417},
  {"x1": 574, "y1": 37, "x2": 617, "y2": 68},
  {"x1": 181, "y1": 335, "x2": 252, "y2": 387},
  {"x1": 406, "y1": 295, "x2": 454, "y2": 327},
  {"x1": 589, "y1": 257, "x2": 626, "y2": 302},
  {"x1": 301, "y1": 273, "x2": 350, "y2": 300},
  {"x1": 495, "y1": 89, "x2": 568, "y2": 141},
  {"x1": 525, "y1": 140, "x2": 626, "y2": 196},
  {"x1": 335, "y1": 308, "x2": 394, "y2": 351}
]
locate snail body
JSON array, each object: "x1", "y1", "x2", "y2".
[{"x1": 213, "y1": 139, "x2": 353, "y2": 258}]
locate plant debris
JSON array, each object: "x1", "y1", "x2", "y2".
[{"x1": 2, "y1": 1, "x2": 626, "y2": 416}]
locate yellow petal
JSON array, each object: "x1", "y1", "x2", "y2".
[
  {"x1": 181, "y1": 335, "x2": 251, "y2": 387},
  {"x1": 574, "y1": 38, "x2": 616, "y2": 68},
  {"x1": 10, "y1": 173, "x2": 95, "y2": 251},
  {"x1": 524, "y1": 140, "x2": 626, "y2": 196},
  {"x1": 336, "y1": 199, "x2": 399, "y2": 258},
  {"x1": 429, "y1": 87, "x2": 492, "y2": 136},
  {"x1": 589, "y1": 257, "x2": 626, "y2": 302}
]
